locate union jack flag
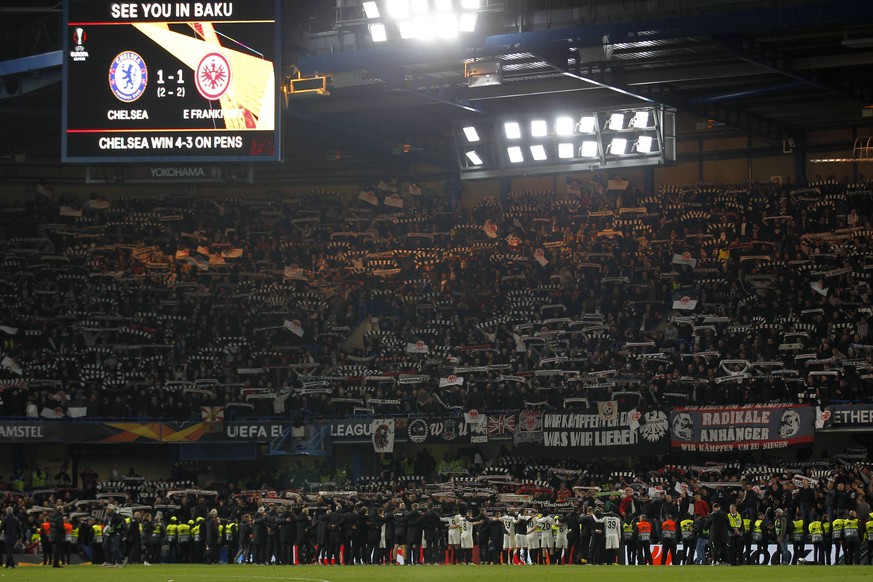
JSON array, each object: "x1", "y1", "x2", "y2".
[{"x1": 488, "y1": 414, "x2": 516, "y2": 435}]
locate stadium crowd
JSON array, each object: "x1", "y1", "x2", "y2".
[
  {"x1": 0, "y1": 174, "x2": 872, "y2": 420},
  {"x1": 1, "y1": 452, "x2": 872, "y2": 566}
]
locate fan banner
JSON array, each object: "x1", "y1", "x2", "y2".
[
  {"x1": 513, "y1": 407, "x2": 670, "y2": 458},
  {"x1": 815, "y1": 404, "x2": 873, "y2": 430},
  {"x1": 371, "y1": 419, "x2": 395, "y2": 453},
  {"x1": 670, "y1": 404, "x2": 814, "y2": 452}
]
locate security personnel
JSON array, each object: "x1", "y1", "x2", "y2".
[
  {"x1": 727, "y1": 504, "x2": 744, "y2": 565},
  {"x1": 177, "y1": 519, "x2": 192, "y2": 563},
  {"x1": 225, "y1": 518, "x2": 238, "y2": 565},
  {"x1": 741, "y1": 511, "x2": 753, "y2": 565},
  {"x1": 635, "y1": 514, "x2": 653, "y2": 565},
  {"x1": 192, "y1": 516, "x2": 204, "y2": 563},
  {"x1": 91, "y1": 520, "x2": 104, "y2": 565},
  {"x1": 808, "y1": 513, "x2": 824, "y2": 565},
  {"x1": 679, "y1": 515, "x2": 696, "y2": 565},
  {"x1": 843, "y1": 510, "x2": 860, "y2": 565},
  {"x1": 165, "y1": 516, "x2": 178, "y2": 563},
  {"x1": 660, "y1": 514, "x2": 677, "y2": 565},
  {"x1": 150, "y1": 514, "x2": 164, "y2": 564},
  {"x1": 750, "y1": 512, "x2": 766, "y2": 565},
  {"x1": 832, "y1": 513, "x2": 844, "y2": 564},
  {"x1": 622, "y1": 519, "x2": 635, "y2": 565},
  {"x1": 821, "y1": 514, "x2": 832, "y2": 565},
  {"x1": 790, "y1": 510, "x2": 805, "y2": 565}
]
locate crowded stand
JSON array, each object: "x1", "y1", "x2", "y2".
[
  {"x1": 0, "y1": 176, "x2": 872, "y2": 421},
  {"x1": 1, "y1": 174, "x2": 873, "y2": 566}
]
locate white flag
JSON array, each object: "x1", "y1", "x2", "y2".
[
  {"x1": 284, "y1": 319, "x2": 304, "y2": 337},
  {"x1": 371, "y1": 419, "x2": 395, "y2": 453}
]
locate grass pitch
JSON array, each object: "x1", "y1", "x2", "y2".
[{"x1": 3, "y1": 563, "x2": 873, "y2": 582}]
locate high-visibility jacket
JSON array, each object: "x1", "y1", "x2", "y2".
[
  {"x1": 680, "y1": 518, "x2": 695, "y2": 541},
  {"x1": 661, "y1": 519, "x2": 677, "y2": 542},
  {"x1": 166, "y1": 522, "x2": 178, "y2": 543},
  {"x1": 843, "y1": 518, "x2": 860, "y2": 542},
  {"x1": 728, "y1": 513, "x2": 743, "y2": 535},
  {"x1": 192, "y1": 523, "x2": 201, "y2": 543},
  {"x1": 752, "y1": 519, "x2": 764, "y2": 542},
  {"x1": 622, "y1": 521, "x2": 634, "y2": 541},
  {"x1": 791, "y1": 519, "x2": 805, "y2": 542},
  {"x1": 832, "y1": 518, "x2": 844, "y2": 540},
  {"x1": 177, "y1": 523, "x2": 191, "y2": 543},
  {"x1": 636, "y1": 520, "x2": 652, "y2": 543},
  {"x1": 92, "y1": 524, "x2": 103, "y2": 544},
  {"x1": 809, "y1": 520, "x2": 823, "y2": 542},
  {"x1": 225, "y1": 521, "x2": 237, "y2": 542}
]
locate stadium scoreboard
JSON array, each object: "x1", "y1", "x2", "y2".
[{"x1": 63, "y1": 1, "x2": 281, "y2": 163}]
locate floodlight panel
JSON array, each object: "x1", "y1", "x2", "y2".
[
  {"x1": 434, "y1": 12, "x2": 458, "y2": 38},
  {"x1": 411, "y1": 0, "x2": 429, "y2": 14},
  {"x1": 578, "y1": 116, "x2": 596, "y2": 133},
  {"x1": 504, "y1": 122, "x2": 521, "y2": 139},
  {"x1": 386, "y1": 0, "x2": 411, "y2": 19},
  {"x1": 369, "y1": 22, "x2": 388, "y2": 42},
  {"x1": 636, "y1": 135, "x2": 654, "y2": 153},
  {"x1": 465, "y1": 150, "x2": 483, "y2": 165},
  {"x1": 580, "y1": 141, "x2": 598, "y2": 157},
  {"x1": 530, "y1": 145, "x2": 548, "y2": 161},
  {"x1": 555, "y1": 117, "x2": 574, "y2": 136},
  {"x1": 531, "y1": 120, "x2": 548, "y2": 137},
  {"x1": 413, "y1": 15, "x2": 436, "y2": 40},
  {"x1": 558, "y1": 142, "x2": 575, "y2": 159},
  {"x1": 632, "y1": 111, "x2": 650, "y2": 129},
  {"x1": 434, "y1": 0, "x2": 453, "y2": 11},
  {"x1": 610, "y1": 137, "x2": 628, "y2": 154},
  {"x1": 363, "y1": 1, "x2": 380, "y2": 18},
  {"x1": 609, "y1": 113, "x2": 625, "y2": 130},
  {"x1": 459, "y1": 12, "x2": 477, "y2": 32},
  {"x1": 460, "y1": 0, "x2": 481, "y2": 8},
  {"x1": 463, "y1": 126, "x2": 480, "y2": 142},
  {"x1": 398, "y1": 20, "x2": 415, "y2": 38},
  {"x1": 507, "y1": 146, "x2": 524, "y2": 163}
]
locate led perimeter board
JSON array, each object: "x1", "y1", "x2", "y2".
[{"x1": 63, "y1": 0, "x2": 281, "y2": 163}]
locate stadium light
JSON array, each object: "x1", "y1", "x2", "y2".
[
  {"x1": 558, "y1": 142, "x2": 575, "y2": 159},
  {"x1": 460, "y1": 0, "x2": 480, "y2": 8},
  {"x1": 609, "y1": 137, "x2": 628, "y2": 155},
  {"x1": 434, "y1": 0, "x2": 453, "y2": 11},
  {"x1": 635, "y1": 135, "x2": 654, "y2": 153},
  {"x1": 555, "y1": 117, "x2": 574, "y2": 136},
  {"x1": 398, "y1": 20, "x2": 415, "y2": 38},
  {"x1": 463, "y1": 126, "x2": 480, "y2": 142},
  {"x1": 577, "y1": 116, "x2": 596, "y2": 133},
  {"x1": 459, "y1": 12, "x2": 477, "y2": 32},
  {"x1": 631, "y1": 111, "x2": 650, "y2": 129},
  {"x1": 507, "y1": 146, "x2": 524, "y2": 163},
  {"x1": 434, "y1": 13, "x2": 459, "y2": 38},
  {"x1": 531, "y1": 119, "x2": 547, "y2": 137},
  {"x1": 608, "y1": 113, "x2": 625, "y2": 130},
  {"x1": 580, "y1": 140, "x2": 598, "y2": 157},
  {"x1": 530, "y1": 145, "x2": 548, "y2": 161},
  {"x1": 386, "y1": 0, "x2": 410, "y2": 19},
  {"x1": 504, "y1": 122, "x2": 521, "y2": 139},
  {"x1": 411, "y1": 0, "x2": 429, "y2": 14},
  {"x1": 369, "y1": 23, "x2": 388, "y2": 42},
  {"x1": 414, "y1": 15, "x2": 436, "y2": 40},
  {"x1": 362, "y1": 1, "x2": 380, "y2": 18},
  {"x1": 465, "y1": 150, "x2": 484, "y2": 165}
]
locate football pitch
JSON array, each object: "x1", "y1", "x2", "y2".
[{"x1": 3, "y1": 563, "x2": 873, "y2": 582}]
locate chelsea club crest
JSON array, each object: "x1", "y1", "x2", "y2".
[{"x1": 109, "y1": 51, "x2": 147, "y2": 102}]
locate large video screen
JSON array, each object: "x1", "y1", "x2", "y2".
[{"x1": 63, "y1": 1, "x2": 281, "y2": 163}]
